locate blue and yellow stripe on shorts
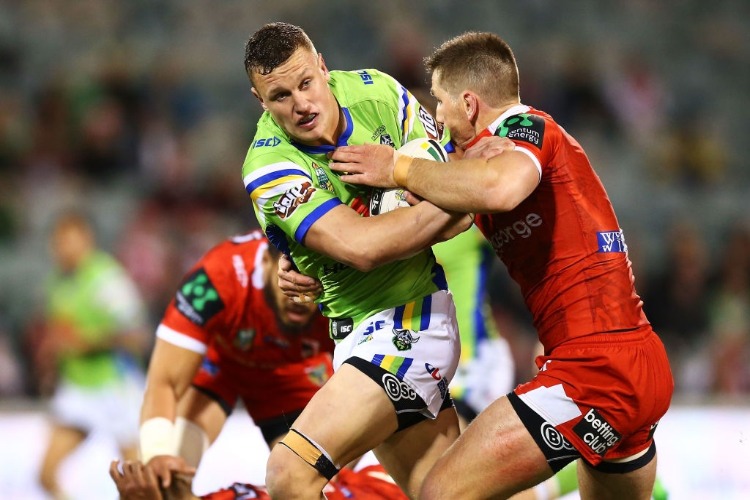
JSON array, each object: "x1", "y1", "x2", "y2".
[
  {"x1": 371, "y1": 355, "x2": 413, "y2": 380},
  {"x1": 393, "y1": 295, "x2": 432, "y2": 332}
]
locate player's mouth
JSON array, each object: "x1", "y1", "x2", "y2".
[
  {"x1": 297, "y1": 113, "x2": 318, "y2": 129},
  {"x1": 285, "y1": 304, "x2": 312, "y2": 324}
]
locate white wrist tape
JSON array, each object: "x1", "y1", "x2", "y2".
[{"x1": 139, "y1": 417, "x2": 177, "y2": 463}]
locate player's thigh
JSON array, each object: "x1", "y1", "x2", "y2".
[
  {"x1": 422, "y1": 396, "x2": 553, "y2": 500},
  {"x1": 577, "y1": 452, "x2": 657, "y2": 500},
  {"x1": 374, "y1": 405, "x2": 460, "y2": 498},
  {"x1": 177, "y1": 386, "x2": 228, "y2": 443},
  {"x1": 286, "y1": 363, "x2": 399, "y2": 466}
]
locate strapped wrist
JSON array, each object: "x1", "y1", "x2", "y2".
[
  {"x1": 139, "y1": 417, "x2": 177, "y2": 463},
  {"x1": 393, "y1": 154, "x2": 413, "y2": 187}
]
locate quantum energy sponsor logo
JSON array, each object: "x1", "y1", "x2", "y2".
[
  {"x1": 176, "y1": 268, "x2": 224, "y2": 325},
  {"x1": 573, "y1": 408, "x2": 622, "y2": 456}
]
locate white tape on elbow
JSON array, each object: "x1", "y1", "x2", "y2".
[
  {"x1": 139, "y1": 417, "x2": 177, "y2": 463},
  {"x1": 174, "y1": 417, "x2": 209, "y2": 468}
]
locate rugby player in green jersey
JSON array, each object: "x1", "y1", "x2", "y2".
[
  {"x1": 241, "y1": 23, "x2": 471, "y2": 498},
  {"x1": 35, "y1": 210, "x2": 149, "y2": 499}
]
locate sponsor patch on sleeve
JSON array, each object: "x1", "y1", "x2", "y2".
[
  {"x1": 273, "y1": 181, "x2": 315, "y2": 219},
  {"x1": 496, "y1": 113, "x2": 545, "y2": 148},
  {"x1": 176, "y1": 268, "x2": 225, "y2": 325},
  {"x1": 597, "y1": 230, "x2": 628, "y2": 253}
]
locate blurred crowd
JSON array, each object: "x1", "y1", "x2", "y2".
[{"x1": 0, "y1": 0, "x2": 749, "y2": 400}]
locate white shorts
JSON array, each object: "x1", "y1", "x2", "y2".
[
  {"x1": 332, "y1": 290, "x2": 460, "y2": 419},
  {"x1": 51, "y1": 369, "x2": 144, "y2": 447}
]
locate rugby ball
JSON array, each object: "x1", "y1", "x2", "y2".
[{"x1": 369, "y1": 138, "x2": 449, "y2": 216}]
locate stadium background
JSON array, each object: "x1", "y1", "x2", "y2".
[{"x1": 0, "y1": 1, "x2": 748, "y2": 498}]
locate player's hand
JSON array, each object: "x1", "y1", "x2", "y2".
[
  {"x1": 109, "y1": 459, "x2": 163, "y2": 500},
  {"x1": 329, "y1": 144, "x2": 398, "y2": 188},
  {"x1": 463, "y1": 136, "x2": 515, "y2": 160},
  {"x1": 278, "y1": 254, "x2": 322, "y2": 302},
  {"x1": 146, "y1": 455, "x2": 196, "y2": 489}
]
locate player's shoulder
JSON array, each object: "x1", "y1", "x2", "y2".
[
  {"x1": 203, "y1": 231, "x2": 266, "y2": 265},
  {"x1": 330, "y1": 68, "x2": 403, "y2": 104},
  {"x1": 194, "y1": 231, "x2": 266, "y2": 282},
  {"x1": 494, "y1": 105, "x2": 561, "y2": 151}
]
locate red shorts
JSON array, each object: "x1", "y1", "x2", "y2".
[
  {"x1": 192, "y1": 349, "x2": 333, "y2": 424},
  {"x1": 513, "y1": 326, "x2": 673, "y2": 466}
]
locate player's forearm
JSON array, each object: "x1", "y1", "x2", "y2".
[
  {"x1": 140, "y1": 381, "x2": 180, "y2": 423},
  {"x1": 399, "y1": 152, "x2": 534, "y2": 213},
  {"x1": 307, "y1": 203, "x2": 470, "y2": 272},
  {"x1": 139, "y1": 382, "x2": 180, "y2": 462}
]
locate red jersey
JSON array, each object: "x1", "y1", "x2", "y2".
[
  {"x1": 474, "y1": 105, "x2": 649, "y2": 351},
  {"x1": 156, "y1": 231, "x2": 332, "y2": 369}
]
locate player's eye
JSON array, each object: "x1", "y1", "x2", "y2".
[{"x1": 301, "y1": 79, "x2": 311, "y2": 89}]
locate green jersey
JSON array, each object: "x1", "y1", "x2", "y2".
[
  {"x1": 46, "y1": 251, "x2": 147, "y2": 387},
  {"x1": 242, "y1": 69, "x2": 448, "y2": 329}
]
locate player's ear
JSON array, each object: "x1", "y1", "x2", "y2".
[
  {"x1": 318, "y1": 53, "x2": 330, "y2": 80},
  {"x1": 251, "y1": 87, "x2": 268, "y2": 111},
  {"x1": 463, "y1": 91, "x2": 478, "y2": 121}
]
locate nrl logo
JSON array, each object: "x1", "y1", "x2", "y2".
[
  {"x1": 392, "y1": 329, "x2": 420, "y2": 351},
  {"x1": 234, "y1": 329, "x2": 256, "y2": 350}
]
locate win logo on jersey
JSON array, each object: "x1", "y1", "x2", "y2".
[
  {"x1": 177, "y1": 269, "x2": 224, "y2": 325},
  {"x1": 497, "y1": 113, "x2": 545, "y2": 148},
  {"x1": 597, "y1": 230, "x2": 628, "y2": 253}
]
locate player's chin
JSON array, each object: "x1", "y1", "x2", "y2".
[{"x1": 280, "y1": 310, "x2": 315, "y2": 329}]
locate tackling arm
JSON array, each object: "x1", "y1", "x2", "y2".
[
  {"x1": 397, "y1": 149, "x2": 539, "y2": 213},
  {"x1": 303, "y1": 201, "x2": 472, "y2": 273},
  {"x1": 330, "y1": 138, "x2": 537, "y2": 214}
]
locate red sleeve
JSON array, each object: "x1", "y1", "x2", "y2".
[{"x1": 157, "y1": 245, "x2": 237, "y2": 350}]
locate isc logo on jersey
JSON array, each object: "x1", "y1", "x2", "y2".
[
  {"x1": 369, "y1": 138, "x2": 449, "y2": 216},
  {"x1": 253, "y1": 137, "x2": 281, "y2": 148}
]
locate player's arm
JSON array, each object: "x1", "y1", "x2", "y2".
[
  {"x1": 303, "y1": 201, "x2": 471, "y2": 272},
  {"x1": 330, "y1": 137, "x2": 537, "y2": 214},
  {"x1": 395, "y1": 148, "x2": 539, "y2": 213},
  {"x1": 139, "y1": 338, "x2": 202, "y2": 486}
]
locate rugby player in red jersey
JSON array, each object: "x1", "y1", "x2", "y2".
[
  {"x1": 328, "y1": 31, "x2": 673, "y2": 499},
  {"x1": 109, "y1": 459, "x2": 408, "y2": 500},
  {"x1": 138, "y1": 231, "x2": 333, "y2": 488}
]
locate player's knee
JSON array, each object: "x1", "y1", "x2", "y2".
[{"x1": 265, "y1": 445, "x2": 316, "y2": 498}]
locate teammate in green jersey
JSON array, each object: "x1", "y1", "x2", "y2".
[
  {"x1": 35, "y1": 210, "x2": 150, "y2": 499},
  {"x1": 432, "y1": 226, "x2": 516, "y2": 428},
  {"x1": 241, "y1": 23, "x2": 471, "y2": 498}
]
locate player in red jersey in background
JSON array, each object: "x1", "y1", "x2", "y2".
[
  {"x1": 109, "y1": 459, "x2": 408, "y2": 500},
  {"x1": 328, "y1": 31, "x2": 673, "y2": 499},
  {"x1": 138, "y1": 231, "x2": 333, "y2": 488}
]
